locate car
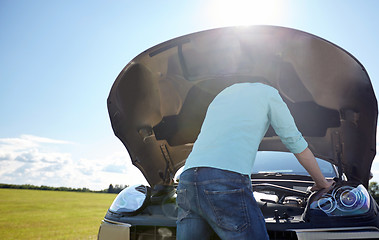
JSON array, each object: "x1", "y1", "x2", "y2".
[{"x1": 98, "y1": 25, "x2": 379, "y2": 240}]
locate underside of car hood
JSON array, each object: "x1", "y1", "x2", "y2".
[{"x1": 107, "y1": 26, "x2": 377, "y2": 187}]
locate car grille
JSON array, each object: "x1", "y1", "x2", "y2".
[
  {"x1": 130, "y1": 226, "x2": 176, "y2": 240},
  {"x1": 268, "y1": 230, "x2": 298, "y2": 240},
  {"x1": 129, "y1": 226, "x2": 298, "y2": 240}
]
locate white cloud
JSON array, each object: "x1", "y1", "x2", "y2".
[
  {"x1": 5, "y1": 131, "x2": 378, "y2": 190},
  {"x1": 0, "y1": 135, "x2": 147, "y2": 190}
]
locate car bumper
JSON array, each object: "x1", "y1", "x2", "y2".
[
  {"x1": 98, "y1": 219, "x2": 379, "y2": 240},
  {"x1": 291, "y1": 226, "x2": 379, "y2": 240},
  {"x1": 98, "y1": 219, "x2": 131, "y2": 240}
]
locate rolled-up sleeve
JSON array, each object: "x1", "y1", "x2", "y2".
[{"x1": 268, "y1": 90, "x2": 308, "y2": 154}]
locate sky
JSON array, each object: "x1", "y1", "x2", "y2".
[{"x1": 1, "y1": 0, "x2": 379, "y2": 191}]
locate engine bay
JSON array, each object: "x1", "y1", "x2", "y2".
[{"x1": 251, "y1": 175, "x2": 312, "y2": 222}]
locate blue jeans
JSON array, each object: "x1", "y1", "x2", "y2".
[{"x1": 176, "y1": 167, "x2": 269, "y2": 240}]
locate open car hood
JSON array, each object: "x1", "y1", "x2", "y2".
[{"x1": 107, "y1": 26, "x2": 377, "y2": 187}]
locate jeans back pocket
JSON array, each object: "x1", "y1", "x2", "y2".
[{"x1": 204, "y1": 188, "x2": 249, "y2": 232}]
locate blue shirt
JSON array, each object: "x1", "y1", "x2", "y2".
[{"x1": 183, "y1": 82, "x2": 308, "y2": 175}]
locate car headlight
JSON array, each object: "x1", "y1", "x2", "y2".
[
  {"x1": 109, "y1": 184, "x2": 150, "y2": 216},
  {"x1": 310, "y1": 184, "x2": 370, "y2": 216}
]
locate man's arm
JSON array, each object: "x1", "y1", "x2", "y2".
[
  {"x1": 294, "y1": 147, "x2": 334, "y2": 191},
  {"x1": 267, "y1": 88, "x2": 334, "y2": 190}
]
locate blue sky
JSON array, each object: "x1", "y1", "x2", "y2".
[{"x1": 1, "y1": 0, "x2": 379, "y2": 190}]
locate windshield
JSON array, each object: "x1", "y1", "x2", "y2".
[{"x1": 252, "y1": 151, "x2": 337, "y2": 178}]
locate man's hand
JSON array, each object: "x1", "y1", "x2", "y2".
[{"x1": 310, "y1": 179, "x2": 335, "y2": 192}]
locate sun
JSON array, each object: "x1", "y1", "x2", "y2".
[{"x1": 209, "y1": 0, "x2": 284, "y2": 27}]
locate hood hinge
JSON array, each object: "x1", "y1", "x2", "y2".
[{"x1": 159, "y1": 144, "x2": 174, "y2": 184}]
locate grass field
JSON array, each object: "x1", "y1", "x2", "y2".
[{"x1": 0, "y1": 189, "x2": 117, "y2": 240}]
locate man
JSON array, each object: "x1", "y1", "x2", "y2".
[{"x1": 176, "y1": 82, "x2": 334, "y2": 239}]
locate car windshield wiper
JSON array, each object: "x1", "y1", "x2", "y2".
[
  {"x1": 252, "y1": 183, "x2": 308, "y2": 197},
  {"x1": 251, "y1": 172, "x2": 314, "y2": 182},
  {"x1": 252, "y1": 172, "x2": 310, "y2": 176},
  {"x1": 252, "y1": 172, "x2": 288, "y2": 177}
]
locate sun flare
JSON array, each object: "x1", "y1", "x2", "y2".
[{"x1": 209, "y1": 0, "x2": 283, "y2": 26}]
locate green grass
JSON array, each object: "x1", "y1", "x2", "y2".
[{"x1": 0, "y1": 189, "x2": 116, "y2": 240}]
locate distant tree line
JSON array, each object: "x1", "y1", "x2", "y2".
[
  {"x1": 3, "y1": 182, "x2": 379, "y2": 201},
  {"x1": 0, "y1": 183, "x2": 128, "y2": 194},
  {"x1": 369, "y1": 181, "x2": 379, "y2": 203},
  {"x1": 105, "y1": 184, "x2": 128, "y2": 193}
]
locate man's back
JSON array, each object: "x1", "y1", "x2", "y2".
[{"x1": 184, "y1": 82, "x2": 307, "y2": 175}]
